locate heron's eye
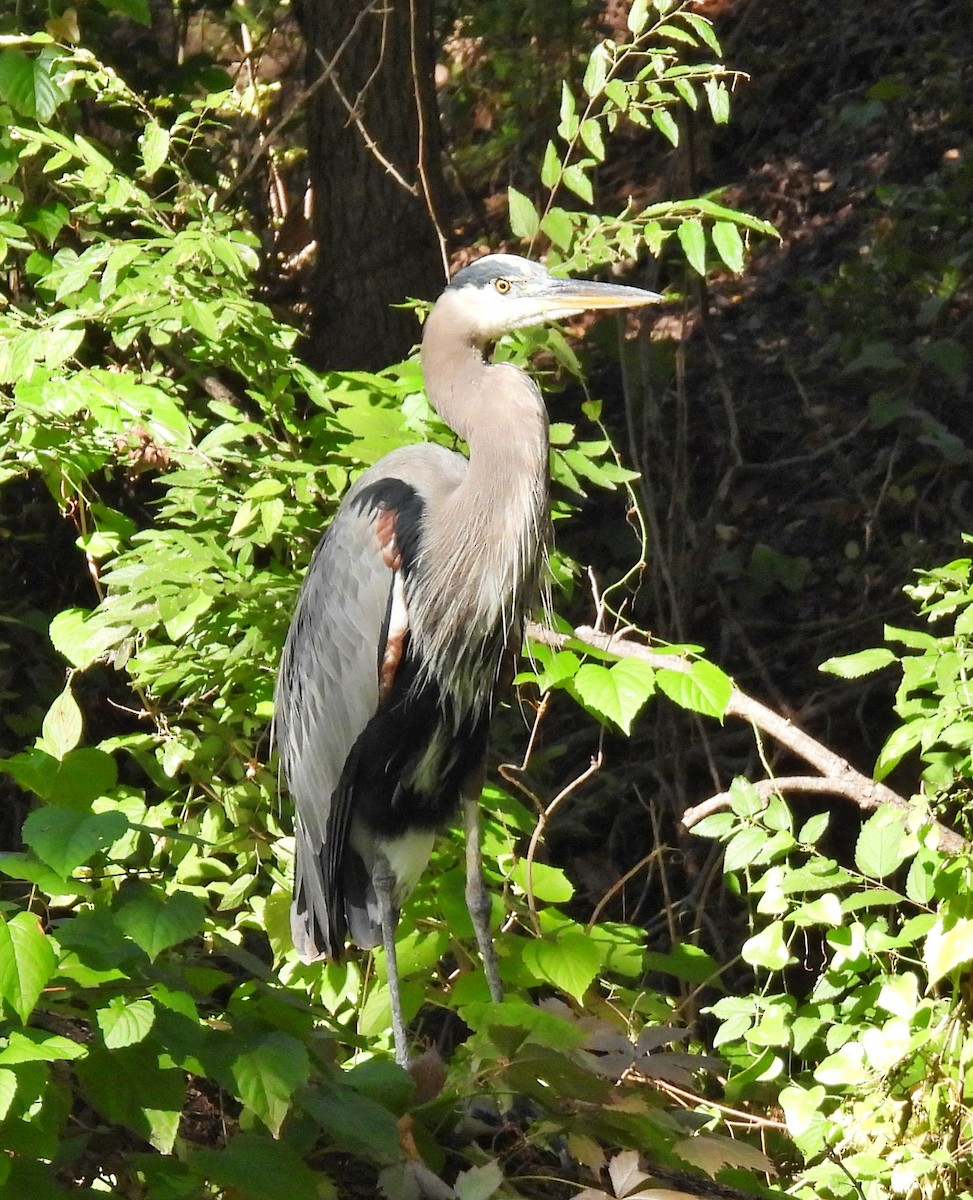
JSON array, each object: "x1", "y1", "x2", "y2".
[{"x1": 494, "y1": 277, "x2": 511, "y2": 294}]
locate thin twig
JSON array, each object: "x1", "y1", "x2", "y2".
[
  {"x1": 221, "y1": 1, "x2": 381, "y2": 204},
  {"x1": 525, "y1": 620, "x2": 968, "y2": 854},
  {"x1": 524, "y1": 747, "x2": 603, "y2": 933}
]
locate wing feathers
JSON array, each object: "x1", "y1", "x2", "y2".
[{"x1": 276, "y1": 474, "x2": 424, "y2": 961}]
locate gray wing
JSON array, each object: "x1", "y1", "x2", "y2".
[
  {"x1": 275, "y1": 445, "x2": 468, "y2": 963},
  {"x1": 275, "y1": 487, "x2": 393, "y2": 962}
]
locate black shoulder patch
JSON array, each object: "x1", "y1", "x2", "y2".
[{"x1": 351, "y1": 477, "x2": 424, "y2": 575}]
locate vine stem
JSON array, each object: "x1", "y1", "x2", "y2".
[{"x1": 525, "y1": 620, "x2": 968, "y2": 855}]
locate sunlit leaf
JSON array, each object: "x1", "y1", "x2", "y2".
[
  {"x1": 924, "y1": 916, "x2": 973, "y2": 985},
  {"x1": 711, "y1": 220, "x2": 745, "y2": 273},
  {"x1": 0, "y1": 1029, "x2": 88, "y2": 1065},
  {"x1": 455, "y1": 1160, "x2": 504, "y2": 1200},
  {"x1": 656, "y1": 660, "x2": 732, "y2": 718},
  {"x1": 562, "y1": 163, "x2": 593, "y2": 205},
  {"x1": 113, "y1": 883, "x2": 205, "y2": 960},
  {"x1": 140, "y1": 120, "x2": 169, "y2": 178},
  {"x1": 0, "y1": 911, "x2": 56, "y2": 1023},
  {"x1": 741, "y1": 923, "x2": 792, "y2": 971},
  {"x1": 510, "y1": 859, "x2": 574, "y2": 903},
  {"x1": 572, "y1": 658, "x2": 655, "y2": 733},
  {"x1": 96, "y1": 996, "x2": 156, "y2": 1048},
  {"x1": 39, "y1": 682, "x2": 83, "y2": 760},
  {"x1": 820, "y1": 647, "x2": 897, "y2": 678},
  {"x1": 704, "y1": 77, "x2": 730, "y2": 124},
  {"x1": 522, "y1": 930, "x2": 602, "y2": 1001},
  {"x1": 0, "y1": 47, "x2": 68, "y2": 121},
  {"x1": 652, "y1": 107, "x2": 679, "y2": 146},
  {"x1": 232, "y1": 1032, "x2": 310, "y2": 1136},
  {"x1": 814, "y1": 1040, "x2": 869, "y2": 1086},
  {"x1": 0, "y1": 1068, "x2": 16, "y2": 1121},
  {"x1": 676, "y1": 217, "x2": 706, "y2": 274},
  {"x1": 855, "y1": 808, "x2": 911, "y2": 879},
  {"x1": 508, "y1": 186, "x2": 539, "y2": 239},
  {"x1": 22, "y1": 807, "x2": 128, "y2": 877},
  {"x1": 582, "y1": 42, "x2": 609, "y2": 98},
  {"x1": 627, "y1": 0, "x2": 650, "y2": 35}
]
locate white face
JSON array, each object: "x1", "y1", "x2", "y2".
[
  {"x1": 442, "y1": 253, "x2": 659, "y2": 344},
  {"x1": 446, "y1": 255, "x2": 558, "y2": 342}
]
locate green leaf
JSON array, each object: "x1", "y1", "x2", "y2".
[
  {"x1": 814, "y1": 1040, "x2": 869, "y2": 1087},
  {"x1": 562, "y1": 163, "x2": 593, "y2": 205},
  {"x1": 723, "y1": 826, "x2": 767, "y2": 873},
  {"x1": 656, "y1": 660, "x2": 732, "y2": 718},
  {"x1": 582, "y1": 42, "x2": 609, "y2": 98},
  {"x1": 460, "y1": 997, "x2": 586, "y2": 1055},
  {"x1": 798, "y1": 811, "x2": 830, "y2": 845},
  {"x1": 572, "y1": 658, "x2": 655, "y2": 733},
  {"x1": 6, "y1": 746, "x2": 119, "y2": 807},
  {"x1": 231, "y1": 1032, "x2": 310, "y2": 1136},
  {"x1": 643, "y1": 943, "x2": 718, "y2": 984},
  {"x1": 627, "y1": 0, "x2": 650, "y2": 35},
  {"x1": 579, "y1": 118, "x2": 606, "y2": 161},
  {"x1": 711, "y1": 220, "x2": 745, "y2": 273},
  {"x1": 558, "y1": 81, "x2": 578, "y2": 141},
  {"x1": 140, "y1": 120, "x2": 169, "y2": 178},
  {"x1": 820, "y1": 647, "x2": 897, "y2": 678},
  {"x1": 21, "y1": 807, "x2": 128, "y2": 877},
  {"x1": 0, "y1": 48, "x2": 67, "y2": 121},
  {"x1": 704, "y1": 78, "x2": 731, "y2": 124},
  {"x1": 924, "y1": 916, "x2": 973, "y2": 985},
  {"x1": 779, "y1": 1082, "x2": 828, "y2": 1145},
  {"x1": 0, "y1": 1029, "x2": 88, "y2": 1065},
  {"x1": 652, "y1": 108, "x2": 680, "y2": 147},
  {"x1": 510, "y1": 859, "x2": 574, "y2": 903},
  {"x1": 855, "y1": 808, "x2": 911, "y2": 879},
  {"x1": 0, "y1": 852, "x2": 80, "y2": 896},
  {"x1": 96, "y1": 997, "x2": 156, "y2": 1048},
  {"x1": 0, "y1": 1068, "x2": 16, "y2": 1121},
  {"x1": 905, "y1": 848, "x2": 938, "y2": 905},
  {"x1": 521, "y1": 930, "x2": 603, "y2": 1001},
  {"x1": 654, "y1": 22, "x2": 699, "y2": 45},
  {"x1": 874, "y1": 721, "x2": 922, "y2": 780},
  {"x1": 0, "y1": 912, "x2": 57, "y2": 1023},
  {"x1": 507, "y1": 186, "x2": 539, "y2": 239},
  {"x1": 76, "y1": 1042, "x2": 184, "y2": 1153},
  {"x1": 544, "y1": 206, "x2": 573, "y2": 250},
  {"x1": 39, "y1": 683, "x2": 83, "y2": 760},
  {"x1": 300, "y1": 1082, "x2": 401, "y2": 1162},
  {"x1": 188, "y1": 1134, "x2": 321, "y2": 1200},
  {"x1": 677, "y1": 217, "x2": 707, "y2": 275},
  {"x1": 455, "y1": 1160, "x2": 504, "y2": 1200},
  {"x1": 540, "y1": 139, "x2": 561, "y2": 189},
  {"x1": 680, "y1": 12, "x2": 722, "y2": 54},
  {"x1": 792, "y1": 892, "x2": 843, "y2": 927},
  {"x1": 741, "y1": 923, "x2": 792, "y2": 971},
  {"x1": 113, "y1": 883, "x2": 205, "y2": 960}
]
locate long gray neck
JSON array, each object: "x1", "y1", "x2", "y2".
[{"x1": 415, "y1": 300, "x2": 550, "y2": 712}]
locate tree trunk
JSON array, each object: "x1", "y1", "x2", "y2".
[{"x1": 295, "y1": 0, "x2": 447, "y2": 371}]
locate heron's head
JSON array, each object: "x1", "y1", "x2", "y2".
[{"x1": 439, "y1": 253, "x2": 661, "y2": 344}]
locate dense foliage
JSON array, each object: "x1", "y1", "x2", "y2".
[{"x1": 0, "y1": 2, "x2": 971, "y2": 1199}]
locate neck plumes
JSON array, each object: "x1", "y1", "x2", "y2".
[{"x1": 415, "y1": 301, "x2": 550, "y2": 712}]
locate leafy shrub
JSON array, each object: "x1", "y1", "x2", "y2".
[
  {"x1": 695, "y1": 555, "x2": 973, "y2": 1200},
  {"x1": 0, "y1": 8, "x2": 795, "y2": 1199}
]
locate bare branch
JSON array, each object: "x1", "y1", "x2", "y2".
[{"x1": 525, "y1": 621, "x2": 968, "y2": 854}]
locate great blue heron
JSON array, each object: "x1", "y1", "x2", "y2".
[{"x1": 275, "y1": 254, "x2": 660, "y2": 1065}]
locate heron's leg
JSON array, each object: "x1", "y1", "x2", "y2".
[
  {"x1": 373, "y1": 853, "x2": 410, "y2": 1067},
  {"x1": 463, "y1": 793, "x2": 503, "y2": 1004}
]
